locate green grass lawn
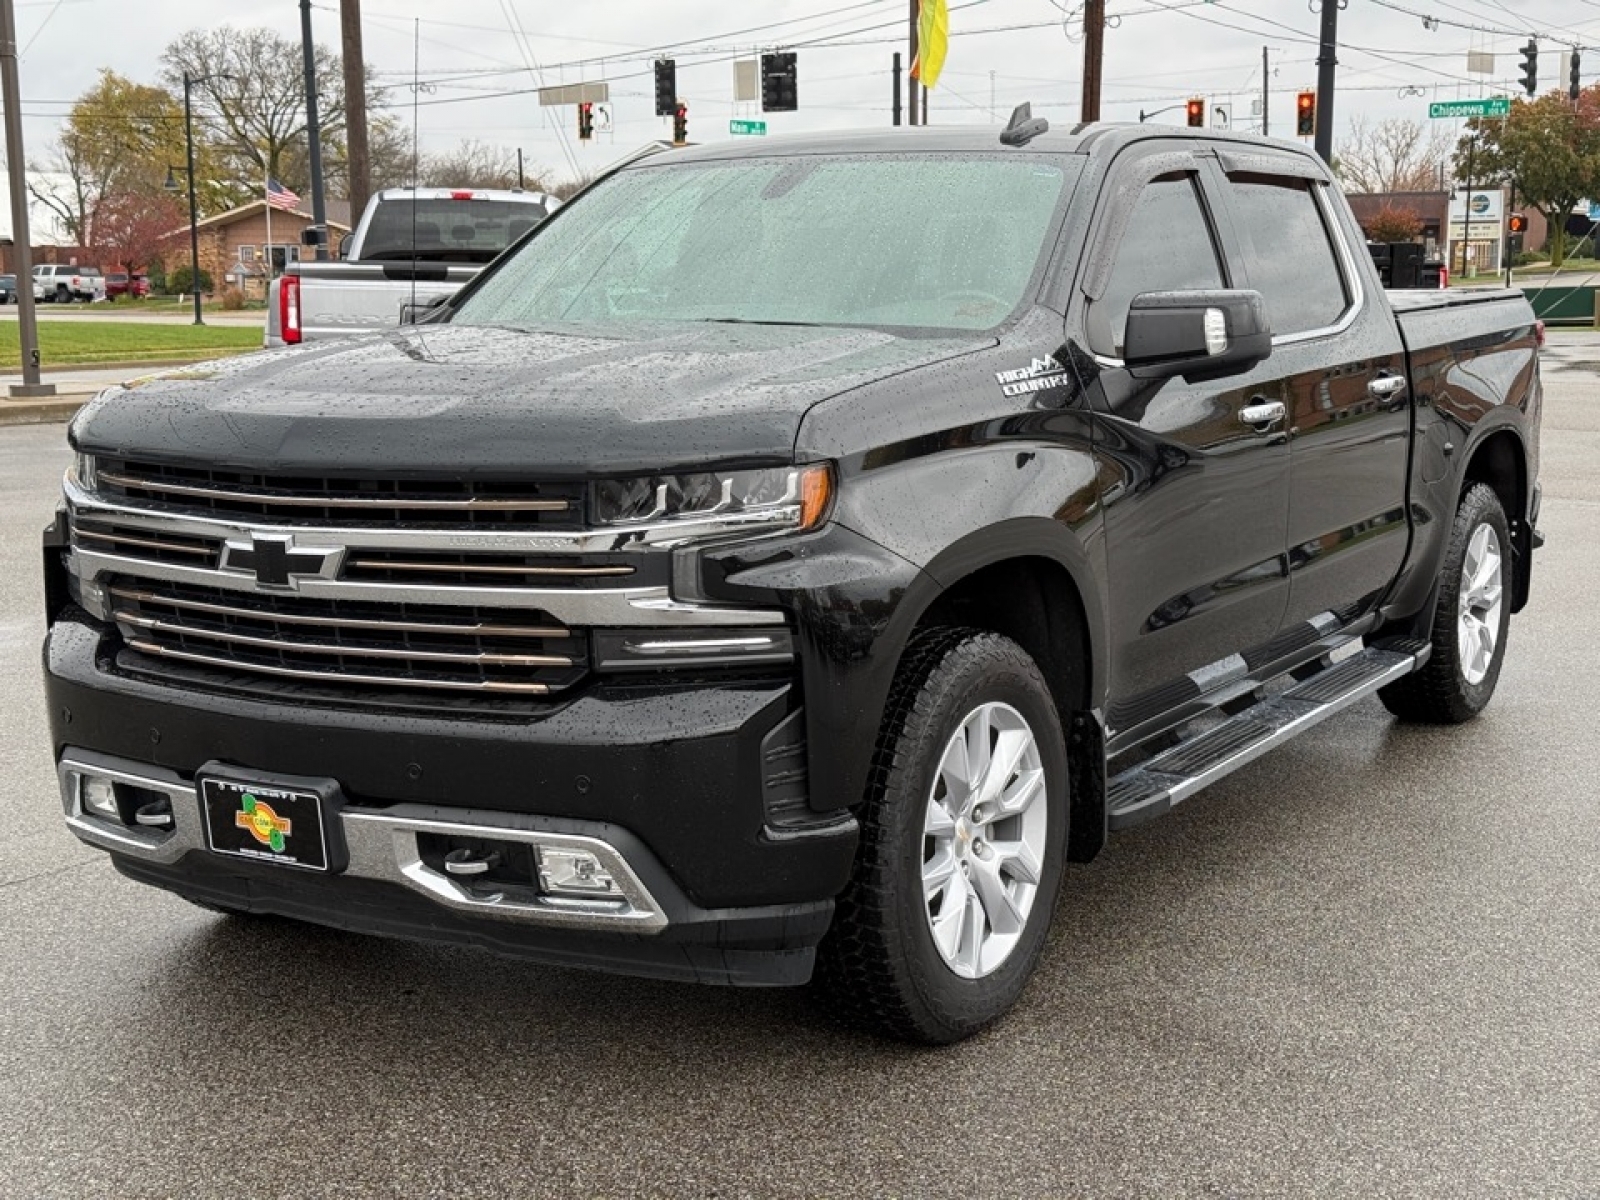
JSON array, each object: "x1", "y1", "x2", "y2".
[{"x1": 0, "y1": 321, "x2": 262, "y2": 368}]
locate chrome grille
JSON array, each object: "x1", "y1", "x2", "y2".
[
  {"x1": 71, "y1": 518, "x2": 222, "y2": 568},
  {"x1": 109, "y1": 581, "x2": 586, "y2": 697},
  {"x1": 343, "y1": 550, "x2": 643, "y2": 588},
  {"x1": 98, "y1": 458, "x2": 584, "y2": 529}
]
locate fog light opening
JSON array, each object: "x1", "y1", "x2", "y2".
[
  {"x1": 537, "y1": 846, "x2": 621, "y2": 898},
  {"x1": 79, "y1": 775, "x2": 121, "y2": 822}
]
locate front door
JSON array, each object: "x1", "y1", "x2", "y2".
[{"x1": 1073, "y1": 151, "x2": 1292, "y2": 737}]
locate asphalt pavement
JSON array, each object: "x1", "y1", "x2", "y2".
[{"x1": 0, "y1": 338, "x2": 1597, "y2": 1198}]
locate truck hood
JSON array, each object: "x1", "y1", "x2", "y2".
[{"x1": 71, "y1": 322, "x2": 994, "y2": 476}]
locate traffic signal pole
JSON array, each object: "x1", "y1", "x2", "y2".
[{"x1": 1313, "y1": 0, "x2": 1338, "y2": 163}]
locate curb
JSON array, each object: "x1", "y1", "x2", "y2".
[{"x1": 0, "y1": 393, "x2": 93, "y2": 427}]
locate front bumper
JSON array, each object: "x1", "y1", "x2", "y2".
[{"x1": 45, "y1": 611, "x2": 858, "y2": 985}]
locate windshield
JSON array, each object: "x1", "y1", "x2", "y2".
[
  {"x1": 454, "y1": 155, "x2": 1075, "y2": 333},
  {"x1": 361, "y1": 197, "x2": 551, "y2": 263}
]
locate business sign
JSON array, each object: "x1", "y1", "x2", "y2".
[
  {"x1": 729, "y1": 119, "x2": 768, "y2": 136},
  {"x1": 1448, "y1": 189, "x2": 1504, "y2": 224},
  {"x1": 1429, "y1": 97, "x2": 1510, "y2": 119}
]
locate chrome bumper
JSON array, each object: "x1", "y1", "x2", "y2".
[{"x1": 59, "y1": 750, "x2": 668, "y2": 933}]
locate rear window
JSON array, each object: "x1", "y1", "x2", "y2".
[
  {"x1": 360, "y1": 197, "x2": 550, "y2": 264},
  {"x1": 78, "y1": 268, "x2": 102, "y2": 278}
]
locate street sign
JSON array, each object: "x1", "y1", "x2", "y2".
[
  {"x1": 729, "y1": 119, "x2": 768, "y2": 136},
  {"x1": 1429, "y1": 97, "x2": 1510, "y2": 119},
  {"x1": 592, "y1": 103, "x2": 613, "y2": 132}
]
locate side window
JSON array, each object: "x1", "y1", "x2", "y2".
[
  {"x1": 1227, "y1": 175, "x2": 1349, "y2": 335},
  {"x1": 1093, "y1": 174, "x2": 1225, "y2": 356}
]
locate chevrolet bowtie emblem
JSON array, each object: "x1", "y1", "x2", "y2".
[{"x1": 221, "y1": 534, "x2": 342, "y2": 589}]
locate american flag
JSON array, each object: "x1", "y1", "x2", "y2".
[{"x1": 266, "y1": 177, "x2": 301, "y2": 212}]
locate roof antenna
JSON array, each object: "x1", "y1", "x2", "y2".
[{"x1": 1000, "y1": 102, "x2": 1049, "y2": 146}]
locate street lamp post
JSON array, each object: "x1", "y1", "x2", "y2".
[{"x1": 165, "y1": 71, "x2": 229, "y2": 325}]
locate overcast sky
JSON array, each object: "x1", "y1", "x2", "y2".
[{"x1": 11, "y1": 0, "x2": 1598, "y2": 187}]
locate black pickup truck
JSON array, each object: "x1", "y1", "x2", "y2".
[{"x1": 43, "y1": 112, "x2": 1542, "y2": 1043}]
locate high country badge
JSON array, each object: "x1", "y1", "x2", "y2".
[{"x1": 996, "y1": 356, "x2": 1068, "y2": 397}]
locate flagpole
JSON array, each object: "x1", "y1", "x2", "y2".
[{"x1": 264, "y1": 163, "x2": 273, "y2": 298}]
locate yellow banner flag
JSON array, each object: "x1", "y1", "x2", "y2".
[{"x1": 912, "y1": 0, "x2": 949, "y2": 90}]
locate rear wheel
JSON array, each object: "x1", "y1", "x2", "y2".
[
  {"x1": 815, "y1": 629, "x2": 1069, "y2": 1043},
  {"x1": 54, "y1": 285, "x2": 69, "y2": 304},
  {"x1": 1380, "y1": 482, "x2": 1512, "y2": 723}
]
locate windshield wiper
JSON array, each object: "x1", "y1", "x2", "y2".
[{"x1": 696, "y1": 316, "x2": 829, "y2": 328}]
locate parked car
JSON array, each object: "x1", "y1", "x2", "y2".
[
  {"x1": 47, "y1": 116, "x2": 1543, "y2": 1044},
  {"x1": 0, "y1": 274, "x2": 15, "y2": 303},
  {"x1": 32, "y1": 263, "x2": 105, "y2": 303},
  {"x1": 105, "y1": 271, "x2": 150, "y2": 300},
  {"x1": 264, "y1": 186, "x2": 561, "y2": 346}
]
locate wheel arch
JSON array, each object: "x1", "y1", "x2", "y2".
[
  {"x1": 892, "y1": 519, "x2": 1109, "y2": 861},
  {"x1": 1458, "y1": 424, "x2": 1531, "y2": 611}
]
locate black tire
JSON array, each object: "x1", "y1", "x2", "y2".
[
  {"x1": 814, "y1": 628, "x2": 1070, "y2": 1044},
  {"x1": 1380, "y1": 482, "x2": 1512, "y2": 723},
  {"x1": 54, "y1": 285, "x2": 68, "y2": 304}
]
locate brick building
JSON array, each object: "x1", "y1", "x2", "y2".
[{"x1": 183, "y1": 199, "x2": 352, "y2": 297}]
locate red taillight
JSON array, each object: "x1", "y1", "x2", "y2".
[
  {"x1": 280, "y1": 274, "x2": 302, "y2": 344},
  {"x1": 1535, "y1": 319, "x2": 1546, "y2": 348},
  {"x1": 450, "y1": 190, "x2": 474, "y2": 201}
]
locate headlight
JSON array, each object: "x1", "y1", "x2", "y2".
[
  {"x1": 71, "y1": 451, "x2": 97, "y2": 492},
  {"x1": 594, "y1": 463, "x2": 834, "y2": 533}
]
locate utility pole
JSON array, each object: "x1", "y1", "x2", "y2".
[
  {"x1": 1261, "y1": 46, "x2": 1270, "y2": 136},
  {"x1": 907, "y1": 0, "x2": 919, "y2": 126},
  {"x1": 1081, "y1": 0, "x2": 1106, "y2": 122},
  {"x1": 300, "y1": 0, "x2": 329, "y2": 260},
  {"x1": 340, "y1": 0, "x2": 370, "y2": 221},
  {"x1": 1313, "y1": 0, "x2": 1338, "y2": 163},
  {"x1": 516, "y1": 147, "x2": 525, "y2": 189},
  {"x1": 0, "y1": 0, "x2": 52, "y2": 398},
  {"x1": 892, "y1": 52, "x2": 903, "y2": 126}
]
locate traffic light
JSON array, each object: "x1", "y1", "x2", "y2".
[
  {"x1": 673, "y1": 102, "x2": 688, "y2": 146},
  {"x1": 654, "y1": 59, "x2": 676, "y2": 117},
  {"x1": 1185, "y1": 98, "x2": 1204, "y2": 127},
  {"x1": 1507, "y1": 213, "x2": 1528, "y2": 235},
  {"x1": 761, "y1": 51, "x2": 799, "y2": 112},
  {"x1": 577, "y1": 102, "x2": 594, "y2": 142},
  {"x1": 1572, "y1": 49, "x2": 1583, "y2": 101},
  {"x1": 1519, "y1": 40, "x2": 1538, "y2": 96},
  {"x1": 1295, "y1": 91, "x2": 1316, "y2": 136}
]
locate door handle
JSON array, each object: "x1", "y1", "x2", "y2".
[
  {"x1": 1240, "y1": 400, "x2": 1286, "y2": 429},
  {"x1": 1368, "y1": 374, "x2": 1408, "y2": 400}
]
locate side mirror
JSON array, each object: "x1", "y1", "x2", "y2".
[
  {"x1": 1124, "y1": 289, "x2": 1271, "y2": 383},
  {"x1": 337, "y1": 232, "x2": 352, "y2": 260}
]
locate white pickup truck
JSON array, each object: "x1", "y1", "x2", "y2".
[
  {"x1": 33, "y1": 264, "x2": 105, "y2": 303},
  {"x1": 265, "y1": 187, "x2": 559, "y2": 347}
]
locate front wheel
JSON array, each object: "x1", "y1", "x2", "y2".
[
  {"x1": 815, "y1": 629, "x2": 1069, "y2": 1043},
  {"x1": 1381, "y1": 482, "x2": 1512, "y2": 723}
]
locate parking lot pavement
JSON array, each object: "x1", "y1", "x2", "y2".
[{"x1": 1, "y1": 347, "x2": 1597, "y2": 1198}]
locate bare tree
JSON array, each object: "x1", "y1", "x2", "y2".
[
  {"x1": 160, "y1": 27, "x2": 351, "y2": 197},
  {"x1": 1335, "y1": 116, "x2": 1453, "y2": 194},
  {"x1": 418, "y1": 140, "x2": 545, "y2": 191}
]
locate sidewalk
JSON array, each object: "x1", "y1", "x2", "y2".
[{"x1": 0, "y1": 363, "x2": 182, "y2": 428}]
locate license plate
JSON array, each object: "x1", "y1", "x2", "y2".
[{"x1": 200, "y1": 774, "x2": 331, "y2": 872}]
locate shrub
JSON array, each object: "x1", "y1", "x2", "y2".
[
  {"x1": 1360, "y1": 204, "x2": 1424, "y2": 244},
  {"x1": 1513, "y1": 250, "x2": 1546, "y2": 267},
  {"x1": 166, "y1": 265, "x2": 213, "y2": 295},
  {"x1": 220, "y1": 286, "x2": 246, "y2": 311}
]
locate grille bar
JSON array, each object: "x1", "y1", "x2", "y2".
[
  {"x1": 99, "y1": 469, "x2": 570, "y2": 514},
  {"x1": 114, "y1": 611, "x2": 574, "y2": 668},
  {"x1": 346, "y1": 557, "x2": 635, "y2": 578},
  {"x1": 106, "y1": 585, "x2": 567, "y2": 639},
  {"x1": 74, "y1": 527, "x2": 215, "y2": 559},
  {"x1": 125, "y1": 639, "x2": 553, "y2": 695}
]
